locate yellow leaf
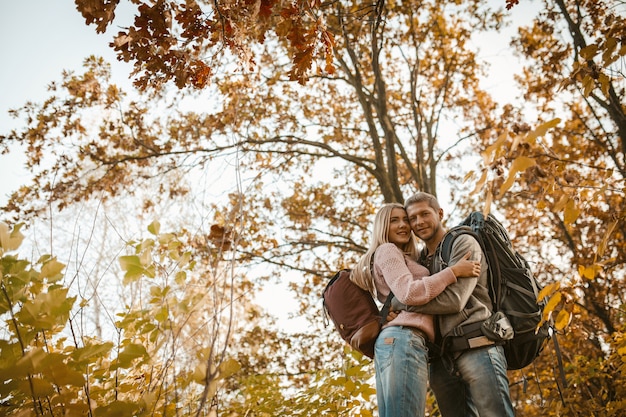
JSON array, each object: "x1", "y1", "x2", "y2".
[
  {"x1": 526, "y1": 118, "x2": 560, "y2": 143},
  {"x1": 499, "y1": 156, "x2": 537, "y2": 197},
  {"x1": 0, "y1": 222, "x2": 25, "y2": 252},
  {"x1": 40, "y1": 258, "x2": 66, "y2": 281},
  {"x1": 554, "y1": 194, "x2": 569, "y2": 212},
  {"x1": 175, "y1": 270, "x2": 186, "y2": 285},
  {"x1": 119, "y1": 255, "x2": 141, "y2": 271},
  {"x1": 218, "y1": 358, "x2": 241, "y2": 380},
  {"x1": 538, "y1": 281, "x2": 560, "y2": 303},
  {"x1": 543, "y1": 292, "x2": 562, "y2": 321},
  {"x1": 139, "y1": 249, "x2": 152, "y2": 266},
  {"x1": 192, "y1": 362, "x2": 207, "y2": 383},
  {"x1": 482, "y1": 132, "x2": 508, "y2": 164},
  {"x1": 597, "y1": 220, "x2": 618, "y2": 258},
  {"x1": 554, "y1": 309, "x2": 570, "y2": 331},
  {"x1": 582, "y1": 75, "x2": 595, "y2": 97},
  {"x1": 510, "y1": 134, "x2": 523, "y2": 153},
  {"x1": 463, "y1": 170, "x2": 475, "y2": 182},
  {"x1": 471, "y1": 170, "x2": 488, "y2": 194},
  {"x1": 140, "y1": 238, "x2": 155, "y2": 252},
  {"x1": 579, "y1": 264, "x2": 602, "y2": 280},
  {"x1": 21, "y1": 377, "x2": 54, "y2": 397},
  {"x1": 15, "y1": 347, "x2": 47, "y2": 374},
  {"x1": 563, "y1": 199, "x2": 581, "y2": 224},
  {"x1": 345, "y1": 379, "x2": 356, "y2": 391},
  {"x1": 116, "y1": 343, "x2": 148, "y2": 368},
  {"x1": 73, "y1": 342, "x2": 114, "y2": 363},
  {"x1": 147, "y1": 220, "x2": 160, "y2": 235},
  {"x1": 598, "y1": 73, "x2": 610, "y2": 97},
  {"x1": 154, "y1": 305, "x2": 169, "y2": 322},
  {"x1": 579, "y1": 44, "x2": 599, "y2": 60}
]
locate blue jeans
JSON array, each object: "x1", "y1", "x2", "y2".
[
  {"x1": 374, "y1": 326, "x2": 429, "y2": 417},
  {"x1": 429, "y1": 345, "x2": 514, "y2": 417}
]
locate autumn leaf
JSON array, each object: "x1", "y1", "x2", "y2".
[
  {"x1": 543, "y1": 292, "x2": 562, "y2": 322},
  {"x1": 39, "y1": 258, "x2": 66, "y2": 282},
  {"x1": 525, "y1": 118, "x2": 560, "y2": 143},
  {"x1": 498, "y1": 156, "x2": 536, "y2": 197},
  {"x1": 0, "y1": 222, "x2": 24, "y2": 253},
  {"x1": 538, "y1": 281, "x2": 560, "y2": 303},
  {"x1": 208, "y1": 224, "x2": 232, "y2": 250},
  {"x1": 554, "y1": 309, "x2": 570, "y2": 331},
  {"x1": 563, "y1": 198, "x2": 581, "y2": 224}
]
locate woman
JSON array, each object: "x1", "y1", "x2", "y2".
[{"x1": 350, "y1": 203, "x2": 480, "y2": 417}]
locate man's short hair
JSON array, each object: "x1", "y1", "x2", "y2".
[{"x1": 404, "y1": 192, "x2": 441, "y2": 211}]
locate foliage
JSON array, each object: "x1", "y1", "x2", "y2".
[
  {"x1": 0, "y1": 221, "x2": 245, "y2": 416},
  {"x1": 463, "y1": 0, "x2": 626, "y2": 414},
  {"x1": 74, "y1": 0, "x2": 337, "y2": 88},
  {"x1": 1, "y1": 0, "x2": 626, "y2": 415}
]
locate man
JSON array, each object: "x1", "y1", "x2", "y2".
[{"x1": 400, "y1": 192, "x2": 514, "y2": 417}]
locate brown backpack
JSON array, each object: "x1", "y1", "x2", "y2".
[{"x1": 322, "y1": 269, "x2": 393, "y2": 358}]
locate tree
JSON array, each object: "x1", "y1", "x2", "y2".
[
  {"x1": 4, "y1": 0, "x2": 626, "y2": 415},
  {"x1": 465, "y1": 0, "x2": 626, "y2": 414},
  {"x1": 1, "y1": 0, "x2": 504, "y2": 279},
  {"x1": 2, "y1": 1, "x2": 505, "y2": 414}
]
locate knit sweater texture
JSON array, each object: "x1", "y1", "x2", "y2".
[{"x1": 373, "y1": 243, "x2": 457, "y2": 342}]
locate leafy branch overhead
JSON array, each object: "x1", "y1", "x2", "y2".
[
  {"x1": 75, "y1": 0, "x2": 337, "y2": 88},
  {"x1": 74, "y1": 0, "x2": 626, "y2": 95}
]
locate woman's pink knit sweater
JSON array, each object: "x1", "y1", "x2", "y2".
[{"x1": 373, "y1": 243, "x2": 457, "y2": 342}]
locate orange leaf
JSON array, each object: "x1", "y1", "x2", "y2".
[
  {"x1": 498, "y1": 156, "x2": 536, "y2": 197},
  {"x1": 554, "y1": 309, "x2": 570, "y2": 331}
]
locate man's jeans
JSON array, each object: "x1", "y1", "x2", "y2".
[
  {"x1": 374, "y1": 326, "x2": 429, "y2": 417},
  {"x1": 430, "y1": 345, "x2": 514, "y2": 417}
]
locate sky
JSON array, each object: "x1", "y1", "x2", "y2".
[
  {"x1": 0, "y1": 0, "x2": 135, "y2": 206},
  {"x1": 0, "y1": 1, "x2": 540, "y2": 208}
]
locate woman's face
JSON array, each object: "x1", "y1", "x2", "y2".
[{"x1": 387, "y1": 207, "x2": 411, "y2": 247}]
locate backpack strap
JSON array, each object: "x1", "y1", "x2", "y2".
[
  {"x1": 379, "y1": 293, "x2": 394, "y2": 326},
  {"x1": 438, "y1": 225, "x2": 476, "y2": 267},
  {"x1": 370, "y1": 249, "x2": 395, "y2": 326}
]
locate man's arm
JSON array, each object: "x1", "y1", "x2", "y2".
[{"x1": 392, "y1": 234, "x2": 483, "y2": 314}]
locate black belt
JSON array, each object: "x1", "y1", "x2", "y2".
[{"x1": 446, "y1": 321, "x2": 495, "y2": 352}]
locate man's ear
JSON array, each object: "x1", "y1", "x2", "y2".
[{"x1": 438, "y1": 208, "x2": 444, "y2": 220}]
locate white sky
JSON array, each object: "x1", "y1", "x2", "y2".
[
  {"x1": 0, "y1": 0, "x2": 134, "y2": 206},
  {"x1": 0, "y1": 0, "x2": 539, "y2": 207}
]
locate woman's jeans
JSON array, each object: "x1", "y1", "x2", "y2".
[
  {"x1": 374, "y1": 326, "x2": 429, "y2": 417},
  {"x1": 429, "y1": 344, "x2": 514, "y2": 417}
]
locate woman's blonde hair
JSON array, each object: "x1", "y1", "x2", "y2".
[{"x1": 350, "y1": 203, "x2": 417, "y2": 296}]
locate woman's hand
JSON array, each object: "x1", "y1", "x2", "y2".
[{"x1": 450, "y1": 251, "x2": 481, "y2": 278}]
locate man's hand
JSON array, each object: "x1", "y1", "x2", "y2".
[{"x1": 386, "y1": 310, "x2": 400, "y2": 322}]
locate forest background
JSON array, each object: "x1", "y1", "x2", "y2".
[{"x1": 0, "y1": 0, "x2": 625, "y2": 416}]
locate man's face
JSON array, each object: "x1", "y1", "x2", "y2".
[{"x1": 406, "y1": 201, "x2": 443, "y2": 243}]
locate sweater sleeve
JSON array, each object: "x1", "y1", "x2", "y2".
[
  {"x1": 399, "y1": 234, "x2": 481, "y2": 314},
  {"x1": 374, "y1": 243, "x2": 457, "y2": 306}
]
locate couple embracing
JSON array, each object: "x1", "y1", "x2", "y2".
[{"x1": 350, "y1": 192, "x2": 514, "y2": 417}]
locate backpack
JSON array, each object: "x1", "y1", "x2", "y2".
[
  {"x1": 322, "y1": 269, "x2": 393, "y2": 358},
  {"x1": 439, "y1": 211, "x2": 551, "y2": 370}
]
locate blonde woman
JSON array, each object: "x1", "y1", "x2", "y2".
[{"x1": 351, "y1": 203, "x2": 479, "y2": 417}]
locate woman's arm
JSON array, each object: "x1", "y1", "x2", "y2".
[
  {"x1": 394, "y1": 235, "x2": 483, "y2": 314},
  {"x1": 376, "y1": 243, "x2": 468, "y2": 306}
]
